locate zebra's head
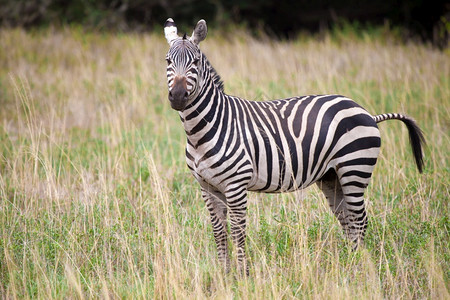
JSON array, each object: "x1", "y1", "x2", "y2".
[{"x1": 164, "y1": 18, "x2": 207, "y2": 111}]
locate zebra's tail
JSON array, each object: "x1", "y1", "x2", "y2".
[{"x1": 373, "y1": 113, "x2": 426, "y2": 173}]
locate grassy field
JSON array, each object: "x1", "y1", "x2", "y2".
[{"x1": 0, "y1": 26, "x2": 448, "y2": 298}]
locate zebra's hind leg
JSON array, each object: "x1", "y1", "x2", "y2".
[
  {"x1": 317, "y1": 168, "x2": 368, "y2": 249},
  {"x1": 201, "y1": 188, "x2": 230, "y2": 272}
]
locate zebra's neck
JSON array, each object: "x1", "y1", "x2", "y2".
[{"x1": 179, "y1": 57, "x2": 230, "y2": 147}]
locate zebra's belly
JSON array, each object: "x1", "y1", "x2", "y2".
[
  {"x1": 247, "y1": 176, "x2": 310, "y2": 193},
  {"x1": 191, "y1": 158, "x2": 316, "y2": 194},
  {"x1": 246, "y1": 162, "x2": 324, "y2": 193}
]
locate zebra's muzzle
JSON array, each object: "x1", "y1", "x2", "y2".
[{"x1": 169, "y1": 77, "x2": 189, "y2": 111}]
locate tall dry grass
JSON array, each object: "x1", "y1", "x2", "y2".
[{"x1": 0, "y1": 26, "x2": 448, "y2": 298}]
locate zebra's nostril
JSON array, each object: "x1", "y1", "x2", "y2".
[{"x1": 184, "y1": 91, "x2": 188, "y2": 98}]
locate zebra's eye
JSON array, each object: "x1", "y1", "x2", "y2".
[
  {"x1": 193, "y1": 57, "x2": 200, "y2": 65},
  {"x1": 166, "y1": 58, "x2": 172, "y2": 66}
]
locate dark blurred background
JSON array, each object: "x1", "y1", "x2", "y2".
[{"x1": 0, "y1": 0, "x2": 448, "y2": 45}]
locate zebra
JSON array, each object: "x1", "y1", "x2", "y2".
[{"x1": 164, "y1": 18, "x2": 425, "y2": 274}]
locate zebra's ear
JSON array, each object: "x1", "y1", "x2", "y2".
[
  {"x1": 190, "y1": 19, "x2": 207, "y2": 45},
  {"x1": 164, "y1": 18, "x2": 179, "y2": 44}
]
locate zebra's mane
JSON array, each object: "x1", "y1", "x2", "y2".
[{"x1": 203, "y1": 55, "x2": 224, "y2": 92}]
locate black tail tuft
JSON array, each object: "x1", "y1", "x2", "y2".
[
  {"x1": 402, "y1": 117, "x2": 426, "y2": 173},
  {"x1": 374, "y1": 113, "x2": 426, "y2": 173}
]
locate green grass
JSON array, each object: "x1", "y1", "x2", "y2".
[{"x1": 0, "y1": 26, "x2": 449, "y2": 298}]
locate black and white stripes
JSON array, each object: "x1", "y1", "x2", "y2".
[{"x1": 164, "y1": 19, "x2": 425, "y2": 274}]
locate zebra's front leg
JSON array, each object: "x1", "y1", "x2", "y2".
[
  {"x1": 227, "y1": 189, "x2": 249, "y2": 276},
  {"x1": 201, "y1": 188, "x2": 230, "y2": 272}
]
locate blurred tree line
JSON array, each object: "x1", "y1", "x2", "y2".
[{"x1": 0, "y1": 0, "x2": 448, "y2": 46}]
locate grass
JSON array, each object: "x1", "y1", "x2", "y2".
[{"x1": 0, "y1": 25, "x2": 448, "y2": 298}]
